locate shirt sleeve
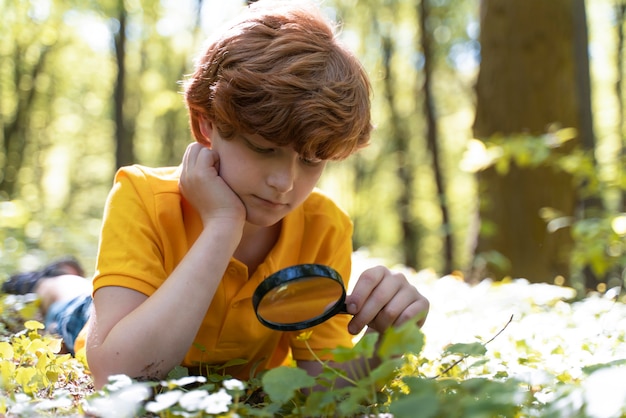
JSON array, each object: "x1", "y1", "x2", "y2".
[{"x1": 92, "y1": 166, "x2": 171, "y2": 296}]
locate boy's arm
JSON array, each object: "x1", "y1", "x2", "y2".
[
  {"x1": 87, "y1": 144, "x2": 246, "y2": 388},
  {"x1": 86, "y1": 221, "x2": 240, "y2": 388}
]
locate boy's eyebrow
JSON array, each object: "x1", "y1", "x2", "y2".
[
  {"x1": 238, "y1": 133, "x2": 270, "y2": 146},
  {"x1": 237, "y1": 131, "x2": 328, "y2": 160},
  {"x1": 240, "y1": 132, "x2": 288, "y2": 148},
  {"x1": 236, "y1": 131, "x2": 259, "y2": 141}
]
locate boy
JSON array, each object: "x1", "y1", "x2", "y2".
[{"x1": 5, "y1": 0, "x2": 429, "y2": 389}]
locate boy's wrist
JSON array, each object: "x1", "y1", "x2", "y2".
[{"x1": 200, "y1": 216, "x2": 244, "y2": 240}]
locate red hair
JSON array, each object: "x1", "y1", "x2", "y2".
[{"x1": 184, "y1": 0, "x2": 371, "y2": 160}]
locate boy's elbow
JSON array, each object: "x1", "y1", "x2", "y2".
[
  {"x1": 86, "y1": 346, "x2": 115, "y2": 389},
  {"x1": 85, "y1": 320, "x2": 133, "y2": 388},
  {"x1": 86, "y1": 339, "x2": 135, "y2": 389},
  {"x1": 87, "y1": 345, "x2": 172, "y2": 389}
]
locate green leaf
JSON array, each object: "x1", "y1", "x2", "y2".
[
  {"x1": 261, "y1": 366, "x2": 315, "y2": 404},
  {"x1": 332, "y1": 332, "x2": 378, "y2": 363},
  {"x1": 220, "y1": 357, "x2": 249, "y2": 368},
  {"x1": 303, "y1": 390, "x2": 337, "y2": 416},
  {"x1": 444, "y1": 342, "x2": 487, "y2": 357},
  {"x1": 468, "y1": 358, "x2": 489, "y2": 369},
  {"x1": 378, "y1": 318, "x2": 425, "y2": 360},
  {"x1": 390, "y1": 377, "x2": 439, "y2": 418},
  {"x1": 15, "y1": 366, "x2": 37, "y2": 390},
  {"x1": 493, "y1": 370, "x2": 509, "y2": 379},
  {"x1": 582, "y1": 358, "x2": 626, "y2": 374},
  {"x1": 0, "y1": 341, "x2": 14, "y2": 359},
  {"x1": 318, "y1": 365, "x2": 346, "y2": 386},
  {"x1": 166, "y1": 365, "x2": 189, "y2": 380},
  {"x1": 390, "y1": 395, "x2": 438, "y2": 418},
  {"x1": 338, "y1": 386, "x2": 370, "y2": 416},
  {"x1": 24, "y1": 320, "x2": 44, "y2": 331},
  {"x1": 369, "y1": 357, "x2": 403, "y2": 387}
]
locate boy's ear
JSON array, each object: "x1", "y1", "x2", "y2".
[{"x1": 197, "y1": 116, "x2": 214, "y2": 147}]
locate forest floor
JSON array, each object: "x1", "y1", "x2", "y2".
[{"x1": 0, "y1": 251, "x2": 625, "y2": 417}]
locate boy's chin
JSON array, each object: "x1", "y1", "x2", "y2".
[{"x1": 244, "y1": 214, "x2": 284, "y2": 229}]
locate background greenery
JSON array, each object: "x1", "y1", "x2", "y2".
[{"x1": 1, "y1": 0, "x2": 625, "y2": 296}]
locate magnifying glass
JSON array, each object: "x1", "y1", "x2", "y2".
[{"x1": 252, "y1": 264, "x2": 349, "y2": 331}]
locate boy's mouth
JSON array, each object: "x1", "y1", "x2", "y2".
[{"x1": 252, "y1": 195, "x2": 288, "y2": 209}]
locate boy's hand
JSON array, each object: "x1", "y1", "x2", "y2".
[
  {"x1": 179, "y1": 142, "x2": 246, "y2": 225},
  {"x1": 345, "y1": 266, "x2": 429, "y2": 335}
]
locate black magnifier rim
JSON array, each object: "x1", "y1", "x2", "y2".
[{"x1": 252, "y1": 264, "x2": 347, "y2": 331}]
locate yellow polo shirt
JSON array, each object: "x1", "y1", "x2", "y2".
[{"x1": 84, "y1": 164, "x2": 354, "y2": 379}]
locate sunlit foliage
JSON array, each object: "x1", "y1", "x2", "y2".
[{"x1": 1, "y1": 253, "x2": 625, "y2": 417}]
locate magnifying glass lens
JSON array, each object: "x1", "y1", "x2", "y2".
[
  {"x1": 253, "y1": 264, "x2": 349, "y2": 331},
  {"x1": 256, "y1": 276, "x2": 344, "y2": 324}
]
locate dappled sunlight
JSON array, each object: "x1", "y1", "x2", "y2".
[
  {"x1": 358, "y1": 249, "x2": 624, "y2": 362},
  {"x1": 353, "y1": 250, "x2": 626, "y2": 417}
]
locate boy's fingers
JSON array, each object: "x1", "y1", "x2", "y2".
[
  {"x1": 181, "y1": 143, "x2": 201, "y2": 175},
  {"x1": 196, "y1": 145, "x2": 220, "y2": 171},
  {"x1": 181, "y1": 144, "x2": 218, "y2": 182},
  {"x1": 345, "y1": 266, "x2": 386, "y2": 313},
  {"x1": 346, "y1": 268, "x2": 430, "y2": 335},
  {"x1": 370, "y1": 290, "x2": 429, "y2": 331},
  {"x1": 346, "y1": 267, "x2": 401, "y2": 334},
  {"x1": 367, "y1": 288, "x2": 415, "y2": 330}
]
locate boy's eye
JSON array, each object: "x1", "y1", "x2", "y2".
[
  {"x1": 300, "y1": 155, "x2": 323, "y2": 166},
  {"x1": 244, "y1": 138, "x2": 274, "y2": 153},
  {"x1": 251, "y1": 145, "x2": 274, "y2": 154}
]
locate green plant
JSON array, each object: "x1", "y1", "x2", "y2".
[
  {"x1": 2, "y1": 259, "x2": 626, "y2": 417},
  {"x1": 0, "y1": 320, "x2": 92, "y2": 416},
  {"x1": 462, "y1": 130, "x2": 626, "y2": 295}
]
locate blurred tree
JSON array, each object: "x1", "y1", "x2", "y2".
[
  {"x1": 94, "y1": 0, "x2": 202, "y2": 170},
  {"x1": 380, "y1": 31, "x2": 421, "y2": 269},
  {"x1": 112, "y1": 0, "x2": 133, "y2": 168},
  {"x1": 615, "y1": 0, "x2": 626, "y2": 209},
  {"x1": 323, "y1": 0, "x2": 476, "y2": 273},
  {"x1": 0, "y1": 2, "x2": 60, "y2": 198},
  {"x1": 472, "y1": 0, "x2": 595, "y2": 283},
  {"x1": 418, "y1": 0, "x2": 453, "y2": 274}
]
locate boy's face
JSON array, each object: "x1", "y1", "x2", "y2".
[{"x1": 202, "y1": 120, "x2": 327, "y2": 227}]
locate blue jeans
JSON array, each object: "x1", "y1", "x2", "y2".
[{"x1": 45, "y1": 294, "x2": 92, "y2": 355}]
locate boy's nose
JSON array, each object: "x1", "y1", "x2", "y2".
[{"x1": 266, "y1": 159, "x2": 296, "y2": 193}]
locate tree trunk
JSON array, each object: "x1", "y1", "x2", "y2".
[
  {"x1": 113, "y1": 3, "x2": 133, "y2": 169},
  {"x1": 419, "y1": 0, "x2": 454, "y2": 274},
  {"x1": 472, "y1": 0, "x2": 592, "y2": 283},
  {"x1": 615, "y1": 0, "x2": 626, "y2": 209},
  {"x1": 381, "y1": 35, "x2": 421, "y2": 269},
  {"x1": 1, "y1": 45, "x2": 51, "y2": 198}
]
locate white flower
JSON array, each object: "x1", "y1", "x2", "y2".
[
  {"x1": 162, "y1": 375, "x2": 207, "y2": 388},
  {"x1": 105, "y1": 374, "x2": 134, "y2": 391},
  {"x1": 179, "y1": 389, "x2": 210, "y2": 411},
  {"x1": 201, "y1": 388, "x2": 233, "y2": 415},
  {"x1": 223, "y1": 378, "x2": 245, "y2": 391},
  {"x1": 86, "y1": 383, "x2": 151, "y2": 418},
  {"x1": 33, "y1": 396, "x2": 73, "y2": 411},
  {"x1": 145, "y1": 390, "x2": 184, "y2": 413}
]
